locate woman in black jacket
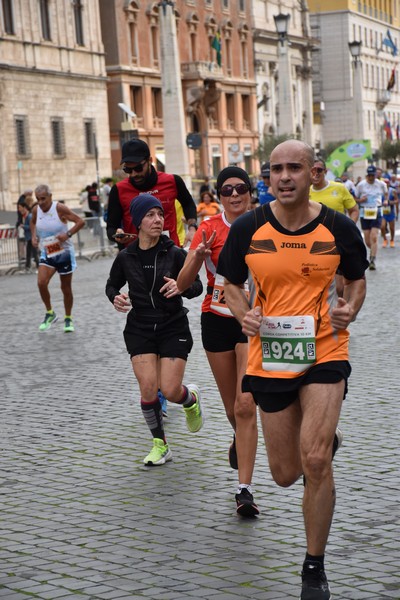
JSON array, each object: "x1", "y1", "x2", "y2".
[{"x1": 106, "y1": 194, "x2": 203, "y2": 466}]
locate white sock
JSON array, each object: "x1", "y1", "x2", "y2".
[{"x1": 237, "y1": 483, "x2": 252, "y2": 494}]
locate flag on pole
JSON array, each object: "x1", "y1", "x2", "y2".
[
  {"x1": 383, "y1": 114, "x2": 393, "y2": 140},
  {"x1": 378, "y1": 29, "x2": 398, "y2": 56},
  {"x1": 387, "y1": 68, "x2": 396, "y2": 91},
  {"x1": 211, "y1": 31, "x2": 222, "y2": 67}
]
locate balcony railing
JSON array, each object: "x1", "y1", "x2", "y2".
[
  {"x1": 181, "y1": 61, "x2": 223, "y2": 80},
  {"x1": 377, "y1": 89, "x2": 391, "y2": 108},
  {"x1": 152, "y1": 116, "x2": 163, "y2": 128}
]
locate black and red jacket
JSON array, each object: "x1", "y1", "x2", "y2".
[{"x1": 106, "y1": 167, "x2": 197, "y2": 246}]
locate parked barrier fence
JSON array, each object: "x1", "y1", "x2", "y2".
[{"x1": 0, "y1": 217, "x2": 116, "y2": 275}]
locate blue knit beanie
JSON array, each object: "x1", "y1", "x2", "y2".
[{"x1": 130, "y1": 194, "x2": 164, "y2": 228}]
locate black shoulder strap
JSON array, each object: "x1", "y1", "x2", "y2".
[
  {"x1": 321, "y1": 204, "x2": 337, "y2": 233},
  {"x1": 253, "y1": 203, "x2": 270, "y2": 231}
]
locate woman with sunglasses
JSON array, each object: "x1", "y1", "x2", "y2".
[{"x1": 176, "y1": 166, "x2": 259, "y2": 517}]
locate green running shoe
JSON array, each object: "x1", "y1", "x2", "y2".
[
  {"x1": 143, "y1": 438, "x2": 172, "y2": 466},
  {"x1": 39, "y1": 312, "x2": 58, "y2": 332},
  {"x1": 64, "y1": 317, "x2": 75, "y2": 333},
  {"x1": 184, "y1": 384, "x2": 204, "y2": 432}
]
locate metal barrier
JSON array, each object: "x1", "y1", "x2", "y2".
[
  {"x1": 0, "y1": 217, "x2": 116, "y2": 275},
  {"x1": 0, "y1": 228, "x2": 19, "y2": 271},
  {"x1": 75, "y1": 217, "x2": 116, "y2": 261}
]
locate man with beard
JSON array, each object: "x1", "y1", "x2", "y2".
[{"x1": 106, "y1": 139, "x2": 197, "y2": 247}]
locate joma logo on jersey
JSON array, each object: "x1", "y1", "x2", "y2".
[{"x1": 281, "y1": 242, "x2": 306, "y2": 248}]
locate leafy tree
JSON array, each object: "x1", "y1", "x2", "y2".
[
  {"x1": 379, "y1": 139, "x2": 400, "y2": 171},
  {"x1": 253, "y1": 134, "x2": 293, "y2": 164}
]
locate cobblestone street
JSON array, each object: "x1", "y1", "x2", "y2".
[{"x1": 0, "y1": 245, "x2": 399, "y2": 599}]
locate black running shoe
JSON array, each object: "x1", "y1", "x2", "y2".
[
  {"x1": 228, "y1": 435, "x2": 238, "y2": 469},
  {"x1": 235, "y1": 488, "x2": 259, "y2": 517},
  {"x1": 332, "y1": 427, "x2": 343, "y2": 459},
  {"x1": 300, "y1": 560, "x2": 331, "y2": 599}
]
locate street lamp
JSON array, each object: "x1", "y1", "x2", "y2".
[
  {"x1": 273, "y1": 13, "x2": 294, "y2": 135},
  {"x1": 274, "y1": 13, "x2": 290, "y2": 46},
  {"x1": 348, "y1": 40, "x2": 362, "y2": 64},
  {"x1": 348, "y1": 40, "x2": 364, "y2": 140}
]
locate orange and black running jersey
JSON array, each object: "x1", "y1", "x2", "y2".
[
  {"x1": 190, "y1": 212, "x2": 232, "y2": 316},
  {"x1": 217, "y1": 203, "x2": 368, "y2": 379}
]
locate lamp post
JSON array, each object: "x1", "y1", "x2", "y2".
[
  {"x1": 348, "y1": 40, "x2": 364, "y2": 140},
  {"x1": 273, "y1": 13, "x2": 295, "y2": 135}
]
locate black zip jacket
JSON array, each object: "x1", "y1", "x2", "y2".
[{"x1": 105, "y1": 235, "x2": 202, "y2": 328}]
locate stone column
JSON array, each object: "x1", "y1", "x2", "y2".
[
  {"x1": 352, "y1": 60, "x2": 364, "y2": 140},
  {"x1": 277, "y1": 41, "x2": 295, "y2": 135},
  {"x1": 158, "y1": 1, "x2": 191, "y2": 189}
]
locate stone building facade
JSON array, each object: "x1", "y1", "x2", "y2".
[
  {"x1": 0, "y1": 0, "x2": 111, "y2": 211},
  {"x1": 308, "y1": 0, "x2": 400, "y2": 154},
  {"x1": 252, "y1": 0, "x2": 317, "y2": 147},
  {"x1": 99, "y1": 0, "x2": 259, "y2": 187}
]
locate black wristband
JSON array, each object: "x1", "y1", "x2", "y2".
[
  {"x1": 188, "y1": 223, "x2": 198, "y2": 230},
  {"x1": 67, "y1": 231, "x2": 72, "y2": 238}
]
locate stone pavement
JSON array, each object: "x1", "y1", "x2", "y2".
[{"x1": 0, "y1": 245, "x2": 399, "y2": 600}]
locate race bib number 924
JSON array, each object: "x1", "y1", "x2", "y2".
[{"x1": 260, "y1": 315, "x2": 316, "y2": 374}]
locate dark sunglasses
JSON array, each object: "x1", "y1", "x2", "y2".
[
  {"x1": 314, "y1": 167, "x2": 325, "y2": 174},
  {"x1": 220, "y1": 183, "x2": 250, "y2": 197},
  {"x1": 122, "y1": 159, "x2": 148, "y2": 174}
]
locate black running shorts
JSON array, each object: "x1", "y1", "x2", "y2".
[
  {"x1": 242, "y1": 360, "x2": 351, "y2": 413},
  {"x1": 201, "y1": 310, "x2": 247, "y2": 352},
  {"x1": 124, "y1": 315, "x2": 193, "y2": 360}
]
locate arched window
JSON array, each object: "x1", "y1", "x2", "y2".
[
  {"x1": 73, "y1": 0, "x2": 84, "y2": 46},
  {"x1": 39, "y1": 0, "x2": 51, "y2": 40},
  {"x1": 2, "y1": 0, "x2": 14, "y2": 34},
  {"x1": 186, "y1": 12, "x2": 199, "y2": 62},
  {"x1": 146, "y1": 4, "x2": 159, "y2": 68},
  {"x1": 124, "y1": 1, "x2": 139, "y2": 64}
]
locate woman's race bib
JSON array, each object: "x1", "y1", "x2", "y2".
[
  {"x1": 260, "y1": 315, "x2": 316, "y2": 373},
  {"x1": 382, "y1": 205, "x2": 391, "y2": 215},
  {"x1": 211, "y1": 273, "x2": 249, "y2": 316}
]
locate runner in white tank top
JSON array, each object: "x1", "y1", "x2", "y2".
[
  {"x1": 31, "y1": 184, "x2": 84, "y2": 333},
  {"x1": 36, "y1": 200, "x2": 75, "y2": 267}
]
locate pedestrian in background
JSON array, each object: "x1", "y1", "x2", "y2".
[
  {"x1": 199, "y1": 175, "x2": 216, "y2": 196},
  {"x1": 340, "y1": 171, "x2": 356, "y2": 197},
  {"x1": 31, "y1": 184, "x2": 84, "y2": 333},
  {"x1": 177, "y1": 166, "x2": 259, "y2": 517},
  {"x1": 256, "y1": 162, "x2": 275, "y2": 205},
  {"x1": 88, "y1": 182, "x2": 102, "y2": 236},
  {"x1": 16, "y1": 189, "x2": 35, "y2": 227},
  {"x1": 381, "y1": 179, "x2": 398, "y2": 248},
  {"x1": 196, "y1": 190, "x2": 221, "y2": 223},
  {"x1": 355, "y1": 165, "x2": 388, "y2": 270},
  {"x1": 16, "y1": 202, "x2": 39, "y2": 272},
  {"x1": 106, "y1": 194, "x2": 204, "y2": 466},
  {"x1": 218, "y1": 140, "x2": 368, "y2": 600}
]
